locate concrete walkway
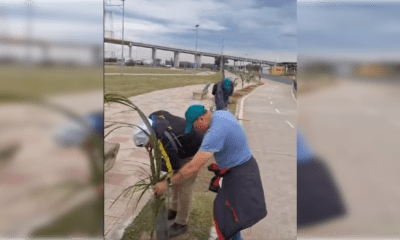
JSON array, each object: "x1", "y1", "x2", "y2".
[
  {"x1": 104, "y1": 71, "x2": 217, "y2": 76},
  {"x1": 0, "y1": 90, "x2": 103, "y2": 237},
  {"x1": 297, "y1": 79, "x2": 400, "y2": 237},
  {"x1": 240, "y1": 77, "x2": 297, "y2": 240},
  {"x1": 104, "y1": 71, "x2": 256, "y2": 240}
]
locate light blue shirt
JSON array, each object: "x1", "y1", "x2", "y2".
[
  {"x1": 297, "y1": 129, "x2": 315, "y2": 164},
  {"x1": 199, "y1": 111, "x2": 253, "y2": 169}
]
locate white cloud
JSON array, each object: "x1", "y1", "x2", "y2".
[{"x1": 105, "y1": 0, "x2": 297, "y2": 62}]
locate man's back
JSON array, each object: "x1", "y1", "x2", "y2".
[
  {"x1": 213, "y1": 79, "x2": 234, "y2": 111},
  {"x1": 149, "y1": 110, "x2": 204, "y2": 168},
  {"x1": 199, "y1": 111, "x2": 252, "y2": 169}
]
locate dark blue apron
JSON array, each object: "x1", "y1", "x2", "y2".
[{"x1": 213, "y1": 156, "x2": 267, "y2": 240}]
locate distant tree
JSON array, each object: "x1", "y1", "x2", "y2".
[{"x1": 214, "y1": 56, "x2": 229, "y2": 69}]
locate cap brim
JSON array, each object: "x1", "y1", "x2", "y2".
[{"x1": 185, "y1": 124, "x2": 193, "y2": 134}]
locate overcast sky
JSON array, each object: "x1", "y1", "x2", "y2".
[
  {"x1": 297, "y1": 1, "x2": 400, "y2": 61},
  {"x1": 3, "y1": 0, "x2": 400, "y2": 64},
  {"x1": 104, "y1": 0, "x2": 297, "y2": 63},
  {"x1": 1, "y1": 1, "x2": 102, "y2": 63}
]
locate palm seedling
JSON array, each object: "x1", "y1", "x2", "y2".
[{"x1": 104, "y1": 92, "x2": 171, "y2": 240}]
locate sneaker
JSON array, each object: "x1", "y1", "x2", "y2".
[
  {"x1": 167, "y1": 209, "x2": 177, "y2": 220},
  {"x1": 168, "y1": 222, "x2": 188, "y2": 238}
]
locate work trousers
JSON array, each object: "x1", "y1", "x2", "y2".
[{"x1": 168, "y1": 158, "x2": 197, "y2": 225}]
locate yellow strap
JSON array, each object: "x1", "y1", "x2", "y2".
[{"x1": 158, "y1": 139, "x2": 173, "y2": 178}]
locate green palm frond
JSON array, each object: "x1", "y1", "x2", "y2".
[{"x1": 104, "y1": 92, "x2": 171, "y2": 238}]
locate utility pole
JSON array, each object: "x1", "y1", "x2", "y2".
[
  {"x1": 245, "y1": 54, "x2": 248, "y2": 73},
  {"x1": 221, "y1": 39, "x2": 223, "y2": 73},
  {"x1": 195, "y1": 24, "x2": 199, "y2": 74},
  {"x1": 105, "y1": 0, "x2": 125, "y2": 75},
  {"x1": 120, "y1": 0, "x2": 125, "y2": 75},
  {"x1": 25, "y1": 0, "x2": 34, "y2": 65}
]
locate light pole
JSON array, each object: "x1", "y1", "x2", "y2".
[
  {"x1": 221, "y1": 38, "x2": 224, "y2": 54},
  {"x1": 120, "y1": 0, "x2": 125, "y2": 75},
  {"x1": 245, "y1": 54, "x2": 248, "y2": 73},
  {"x1": 195, "y1": 24, "x2": 199, "y2": 72},
  {"x1": 105, "y1": 0, "x2": 125, "y2": 75},
  {"x1": 221, "y1": 38, "x2": 225, "y2": 73},
  {"x1": 195, "y1": 24, "x2": 199, "y2": 52}
]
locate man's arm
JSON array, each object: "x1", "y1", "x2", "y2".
[{"x1": 171, "y1": 151, "x2": 213, "y2": 185}]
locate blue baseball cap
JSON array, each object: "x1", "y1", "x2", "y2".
[
  {"x1": 185, "y1": 104, "x2": 206, "y2": 133},
  {"x1": 223, "y1": 78, "x2": 232, "y2": 90}
]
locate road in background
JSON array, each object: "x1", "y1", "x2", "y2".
[
  {"x1": 297, "y1": 79, "x2": 400, "y2": 236},
  {"x1": 239, "y1": 77, "x2": 297, "y2": 240},
  {"x1": 261, "y1": 73, "x2": 294, "y2": 85}
]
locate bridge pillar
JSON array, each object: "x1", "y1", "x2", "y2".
[
  {"x1": 220, "y1": 55, "x2": 224, "y2": 72},
  {"x1": 129, "y1": 43, "x2": 132, "y2": 60},
  {"x1": 92, "y1": 46, "x2": 102, "y2": 66},
  {"x1": 152, "y1": 47, "x2": 157, "y2": 65},
  {"x1": 234, "y1": 60, "x2": 237, "y2": 73},
  {"x1": 195, "y1": 54, "x2": 202, "y2": 69},
  {"x1": 174, "y1": 51, "x2": 180, "y2": 68},
  {"x1": 42, "y1": 44, "x2": 50, "y2": 62}
]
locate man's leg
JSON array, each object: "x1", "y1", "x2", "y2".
[
  {"x1": 168, "y1": 181, "x2": 179, "y2": 220},
  {"x1": 175, "y1": 173, "x2": 197, "y2": 225},
  {"x1": 169, "y1": 173, "x2": 197, "y2": 238}
]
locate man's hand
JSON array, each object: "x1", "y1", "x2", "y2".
[{"x1": 153, "y1": 180, "x2": 167, "y2": 197}]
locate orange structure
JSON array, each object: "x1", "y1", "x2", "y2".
[{"x1": 270, "y1": 66, "x2": 285, "y2": 76}]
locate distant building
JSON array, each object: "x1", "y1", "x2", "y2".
[
  {"x1": 270, "y1": 66, "x2": 285, "y2": 76},
  {"x1": 143, "y1": 59, "x2": 153, "y2": 65},
  {"x1": 179, "y1": 61, "x2": 193, "y2": 68},
  {"x1": 354, "y1": 64, "x2": 389, "y2": 78},
  {"x1": 262, "y1": 66, "x2": 271, "y2": 73}
]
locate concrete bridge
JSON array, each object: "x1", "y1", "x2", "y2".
[
  {"x1": 0, "y1": 36, "x2": 102, "y2": 65},
  {"x1": 104, "y1": 37, "x2": 276, "y2": 70}
]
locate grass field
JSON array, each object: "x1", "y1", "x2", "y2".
[
  {"x1": 105, "y1": 65, "x2": 204, "y2": 74},
  {"x1": 105, "y1": 73, "x2": 223, "y2": 98},
  {"x1": 1, "y1": 65, "x2": 103, "y2": 98}
]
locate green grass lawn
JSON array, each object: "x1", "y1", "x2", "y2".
[
  {"x1": 1, "y1": 65, "x2": 103, "y2": 97},
  {"x1": 105, "y1": 73, "x2": 223, "y2": 98},
  {"x1": 122, "y1": 191, "x2": 215, "y2": 240},
  {"x1": 105, "y1": 65, "x2": 205, "y2": 75}
]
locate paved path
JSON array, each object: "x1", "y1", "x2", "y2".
[
  {"x1": 297, "y1": 79, "x2": 400, "y2": 237},
  {"x1": 207, "y1": 76, "x2": 297, "y2": 240},
  {"x1": 261, "y1": 73, "x2": 295, "y2": 85},
  {"x1": 0, "y1": 90, "x2": 102, "y2": 237},
  {"x1": 241, "y1": 77, "x2": 297, "y2": 240},
  {"x1": 104, "y1": 71, "x2": 216, "y2": 76},
  {"x1": 104, "y1": 71, "x2": 256, "y2": 240}
]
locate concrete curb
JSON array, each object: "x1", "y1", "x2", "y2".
[{"x1": 236, "y1": 82, "x2": 268, "y2": 125}]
